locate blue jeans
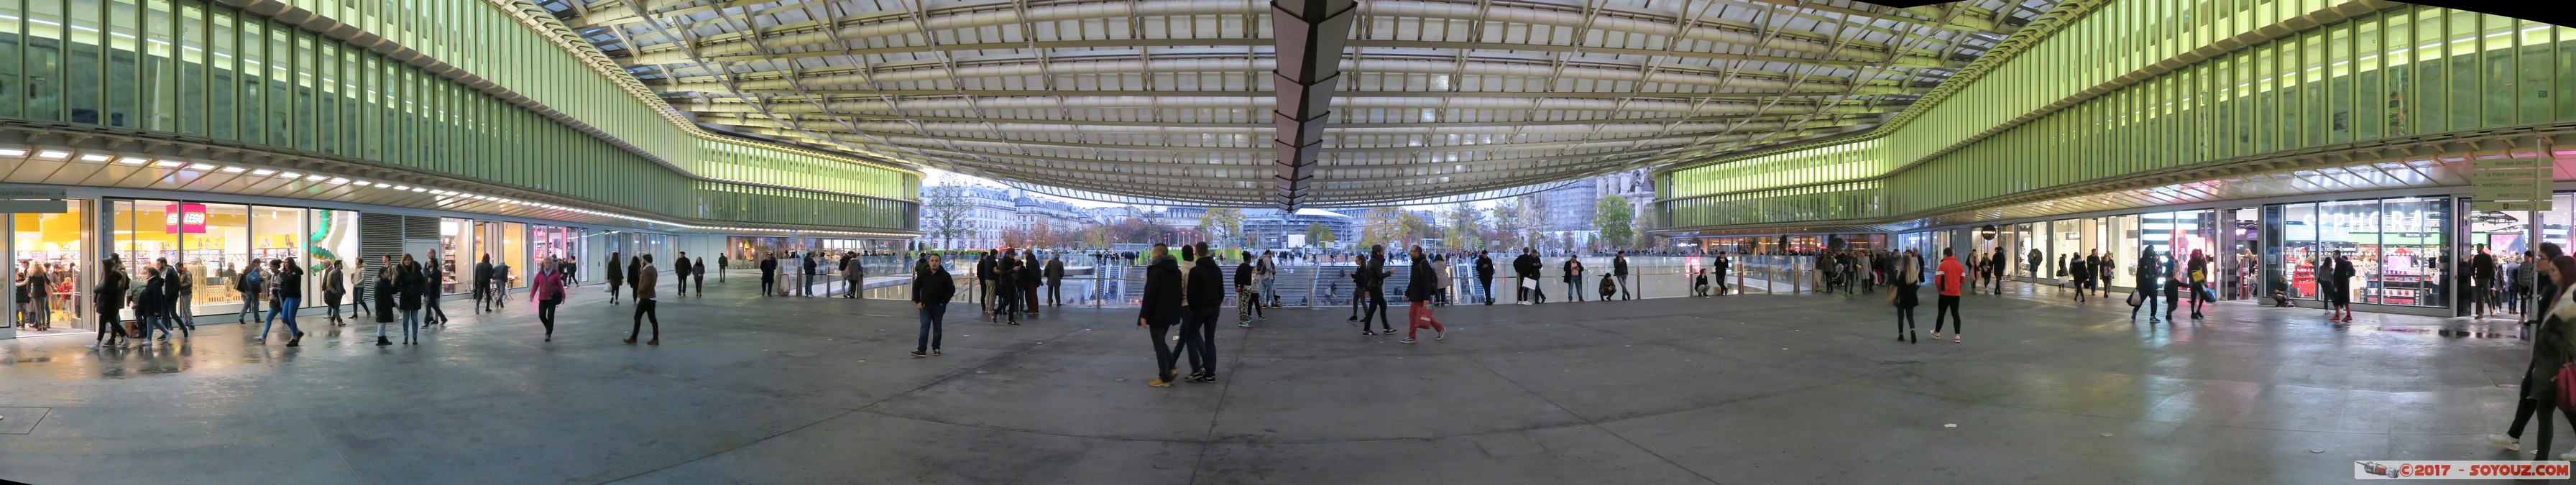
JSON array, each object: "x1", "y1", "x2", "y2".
[
  {"x1": 1261, "y1": 278, "x2": 1278, "y2": 305},
  {"x1": 916, "y1": 305, "x2": 947, "y2": 351},
  {"x1": 262, "y1": 297, "x2": 300, "y2": 339},
  {"x1": 238, "y1": 292, "x2": 262, "y2": 322},
  {"x1": 145, "y1": 312, "x2": 172, "y2": 339},
  {"x1": 400, "y1": 309, "x2": 420, "y2": 341}
]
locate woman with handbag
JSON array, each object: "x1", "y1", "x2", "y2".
[
  {"x1": 2187, "y1": 249, "x2": 2212, "y2": 320},
  {"x1": 533, "y1": 259, "x2": 566, "y2": 341}
]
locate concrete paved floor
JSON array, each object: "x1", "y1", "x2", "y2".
[{"x1": 0, "y1": 274, "x2": 2549, "y2": 484}]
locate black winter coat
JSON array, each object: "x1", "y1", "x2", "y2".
[
  {"x1": 1186, "y1": 259, "x2": 1224, "y2": 310},
  {"x1": 912, "y1": 267, "x2": 957, "y2": 307},
  {"x1": 1137, "y1": 257, "x2": 1185, "y2": 325}
]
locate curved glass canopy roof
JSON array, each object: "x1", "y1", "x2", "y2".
[{"x1": 542, "y1": 0, "x2": 2059, "y2": 207}]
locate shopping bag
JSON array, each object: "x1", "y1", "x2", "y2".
[{"x1": 2126, "y1": 290, "x2": 2143, "y2": 307}]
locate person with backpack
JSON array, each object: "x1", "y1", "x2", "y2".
[
  {"x1": 1933, "y1": 248, "x2": 1965, "y2": 343},
  {"x1": 492, "y1": 259, "x2": 512, "y2": 310},
  {"x1": 236, "y1": 257, "x2": 265, "y2": 324},
  {"x1": 2489, "y1": 242, "x2": 2576, "y2": 459},
  {"x1": 1402, "y1": 246, "x2": 1445, "y2": 343}
]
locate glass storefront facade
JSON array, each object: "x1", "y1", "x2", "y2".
[
  {"x1": 12, "y1": 200, "x2": 91, "y2": 332},
  {"x1": 103, "y1": 198, "x2": 341, "y2": 317}
]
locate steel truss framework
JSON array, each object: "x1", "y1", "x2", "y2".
[{"x1": 541, "y1": 0, "x2": 2058, "y2": 207}]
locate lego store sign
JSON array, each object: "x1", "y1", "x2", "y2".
[{"x1": 163, "y1": 203, "x2": 206, "y2": 234}]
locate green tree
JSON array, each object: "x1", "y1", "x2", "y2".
[
  {"x1": 1200, "y1": 208, "x2": 1247, "y2": 248},
  {"x1": 1594, "y1": 195, "x2": 1634, "y2": 249},
  {"x1": 1361, "y1": 207, "x2": 1409, "y2": 249},
  {"x1": 1490, "y1": 200, "x2": 1523, "y2": 249},
  {"x1": 1305, "y1": 223, "x2": 1336, "y2": 246},
  {"x1": 1443, "y1": 203, "x2": 1484, "y2": 250}
]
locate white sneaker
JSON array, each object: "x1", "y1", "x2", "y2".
[{"x1": 2490, "y1": 433, "x2": 2522, "y2": 451}]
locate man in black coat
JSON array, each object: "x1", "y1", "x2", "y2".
[
  {"x1": 1136, "y1": 244, "x2": 1185, "y2": 387},
  {"x1": 975, "y1": 251, "x2": 998, "y2": 313},
  {"x1": 1514, "y1": 247, "x2": 1545, "y2": 304},
  {"x1": 1045, "y1": 254, "x2": 1066, "y2": 306},
  {"x1": 472, "y1": 255, "x2": 494, "y2": 312},
  {"x1": 1354, "y1": 244, "x2": 1395, "y2": 335},
  {"x1": 758, "y1": 252, "x2": 777, "y2": 297},
  {"x1": 1474, "y1": 251, "x2": 1495, "y2": 305},
  {"x1": 1613, "y1": 251, "x2": 1632, "y2": 300},
  {"x1": 1181, "y1": 242, "x2": 1225, "y2": 382},
  {"x1": 911, "y1": 253, "x2": 956, "y2": 358}
]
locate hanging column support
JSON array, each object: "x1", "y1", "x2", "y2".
[{"x1": 1269, "y1": 0, "x2": 1356, "y2": 211}]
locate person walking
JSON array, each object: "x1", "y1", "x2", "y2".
[
  {"x1": 472, "y1": 254, "x2": 494, "y2": 313},
  {"x1": 627, "y1": 254, "x2": 661, "y2": 346},
  {"x1": 1180, "y1": 243, "x2": 1223, "y2": 382},
  {"x1": 169, "y1": 261, "x2": 193, "y2": 331},
  {"x1": 1403, "y1": 246, "x2": 1446, "y2": 343},
  {"x1": 235, "y1": 257, "x2": 264, "y2": 324},
  {"x1": 1933, "y1": 248, "x2": 1965, "y2": 343},
  {"x1": 1990, "y1": 248, "x2": 2007, "y2": 295},
  {"x1": 263, "y1": 257, "x2": 304, "y2": 346},
  {"x1": 1046, "y1": 254, "x2": 1066, "y2": 306},
  {"x1": 2186, "y1": 249, "x2": 2211, "y2": 319},
  {"x1": 1358, "y1": 244, "x2": 1394, "y2": 336},
  {"x1": 1474, "y1": 251, "x2": 1495, "y2": 305},
  {"x1": 673, "y1": 251, "x2": 692, "y2": 297},
  {"x1": 1892, "y1": 249, "x2": 1923, "y2": 343},
  {"x1": 717, "y1": 254, "x2": 728, "y2": 282},
  {"x1": 1563, "y1": 255, "x2": 1586, "y2": 302},
  {"x1": 2132, "y1": 247, "x2": 2163, "y2": 323},
  {"x1": 1137, "y1": 244, "x2": 1184, "y2": 387},
  {"x1": 2474, "y1": 246, "x2": 2499, "y2": 319},
  {"x1": 2161, "y1": 253, "x2": 2181, "y2": 321},
  {"x1": 492, "y1": 259, "x2": 512, "y2": 310},
  {"x1": 693, "y1": 257, "x2": 707, "y2": 296},
  {"x1": 90, "y1": 257, "x2": 129, "y2": 348},
  {"x1": 2329, "y1": 251, "x2": 2358, "y2": 322},
  {"x1": 911, "y1": 253, "x2": 956, "y2": 358},
  {"x1": 1236, "y1": 251, "x2": 1260, "y2": 328},
  {"x1": 395, "y1": 254, "x2": 428, "y2": 344},
  {"x1": 423, "y1": 255, "x2": 449, "y2": 325},
  {"x1": 134, "y1": 261, "x2": 170, "y2": 344},
  {"x1": 605, "y1": 251, "x2": 625, "y2": 304},
  {"x1": 323, "y1": 260, "x2": 347, "y2": 326},
  {"x1": 1613, "y1": 251, "x2": 1632, "y2": 300},
  {"x1": 841, "y1": 252, "x2": 861, "y2": 298},
  {"x1": 2490, "y1": 242, "x2": 2576, "y2": 457},
  {"x1": 2070, "y1": 251, "x2": 2093, "y2": 302},
  {"x1": 533, "y1": 260, "x2": 565, "y2": 341}
]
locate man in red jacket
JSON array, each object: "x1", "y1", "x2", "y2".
[{"x1": 1933, "y1": 248, "x2": 1966, "y2": 343}]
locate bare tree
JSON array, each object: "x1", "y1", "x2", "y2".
[{"x1": 923, "y1": 185, "x2": 975, "y2": 249}]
